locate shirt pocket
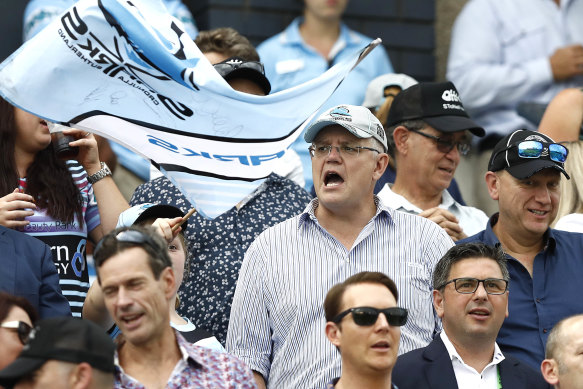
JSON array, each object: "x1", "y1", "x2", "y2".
[{"x1": 501, "y1": 19, "x2": 549, "y2": 62}]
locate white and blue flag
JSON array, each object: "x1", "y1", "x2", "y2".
[{"x1": 0, "y1": 0, "x2": 380, "y2": 218}]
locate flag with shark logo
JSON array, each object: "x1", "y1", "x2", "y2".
[{"x1": 0, "y1": 0, "x2": 380, "y2": 218}]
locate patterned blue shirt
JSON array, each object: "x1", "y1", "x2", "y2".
[
  {"x1": 130, "y1": 174, "x2": 311, "y2": 344},
  {"x1": 227, "y1": 197, "x2": 454, "y2": 389},
  {"x1": 459, "y1": 213, "x2": 583, "y2": 370}
]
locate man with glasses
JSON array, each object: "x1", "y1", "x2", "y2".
[
  {"x1": 393, "y1": 243, "x2": 548, "y2": 389},
  {"x1": 378, "y1": 81, "x2": 489, "y2": 241},
  {"x1": 92, "y1": 226, "x2": 257, "y2": 388},
  {"x1": 324, "y1": 272, "x2": 407, "y2": 389},
  {"x1": 0, "y1": 316, "x2": 115, "y2": 389},
  {"x1": 459, "y1": 129, "x2": 583, "y2": 370},
  {"x1": 227, "y1": 104, "x2": 454, "y2": 389}
]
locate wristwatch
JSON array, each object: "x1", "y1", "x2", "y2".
[{"x1": 87, "y1": 162, "x2": 112, "y2": 184}]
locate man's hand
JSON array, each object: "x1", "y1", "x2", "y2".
[
  {"x1": 419, "y1": 207, "x2": 467, "y2": 242},
  {"x1": 0, "y1": 189, "x2": 36, "y2": 228},
  {"x1": 550, "y1": 44, "x2": 583, "y2": 81}
]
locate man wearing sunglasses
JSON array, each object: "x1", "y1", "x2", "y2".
[
  {"x1": 324, "y1": 272, "x2": 406, "y2": 389},
  {"x1": 378, "y1": 81, "x2": 489, "y2": 242},
  {"x1": 459, "y1": 129, "x2": 583, "y2": 371},
  {"x1": 227, "y1": 104, "x2": 454, "y2": 389},
  {"x1": 93, "y1": 226, "x2": 256, "y2": 388},
  {"x1": 0, "y1": 316, "x2": 115, "y2": 389},
  {"x1": 393, "y1": 243, "x2": 548, "y2": 389}
]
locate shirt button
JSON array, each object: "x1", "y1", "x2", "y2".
[
  {"x1": 543, "y1": 329, "x2": 548, "y2": 333},
  {"x1": 536, "y1": 298, "x2": 541, "y2": 303}
]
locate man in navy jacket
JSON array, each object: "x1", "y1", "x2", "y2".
[
  {"x1": 0, "y1": 226, "x2": 70, "y2": 318},
  {"x1": 393, "y1": 243, "x2": 549, "y2": 389}
]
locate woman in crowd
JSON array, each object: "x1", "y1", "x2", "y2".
[
  {"x1": 0, "y1": 292, "x2": 38, "y2": 371},
  {"x1": 0, "y1": 98, "x2": 128, "y2": 316}
]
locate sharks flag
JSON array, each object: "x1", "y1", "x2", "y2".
[{"x1": 0, "y1": 0, "x2": 380, "y2": 218}]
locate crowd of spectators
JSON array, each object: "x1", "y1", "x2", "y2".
[{"x1": 1, "y1": 0, "x2": 582, "y2": 388}]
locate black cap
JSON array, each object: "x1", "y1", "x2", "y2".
[
  {"x1": 213, "y1": 57, "x2": 271, "y2": 95},
  {"x1": 386, "y1": 81, "x2": 485, "y2": 137},
  {"x1": 0, "y1": 317, "x2": 115, "y2": 385},
  {"x1": 488, "y1": 129, "x2": 570, "y2": 179}
]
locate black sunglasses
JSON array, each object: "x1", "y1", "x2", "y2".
[
  {"x1": 213, "y1": 58, "x2": 265, "y2": 78},
  {"x1": 409, "y1": 128, "x2": 471, "y2": 156},
  {"x1": 332, "y1": 307, "x2": 408, "y2": 327},
  {"x1": 1, "y1": 321, "x2": 33, "y2": 345},
  {"x1": 94, "y1": 229, "x2": 160, "y2": 258}
]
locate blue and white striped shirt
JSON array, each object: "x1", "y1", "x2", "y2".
[{"x1": 227, "y1": 197, "x2": 454, "y2": 389}]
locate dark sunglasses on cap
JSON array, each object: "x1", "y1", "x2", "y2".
[
  {"x1": 1, "y1": 321, "x2": 33, "y2": 345},
  {"x1": 332, "y1": 306, "x2": 408, "y2": 327},
  {"x1": 213, "y1": 59, "x2": 265, "y2": 78},
  {"x1": 496, "y1": 140, "x2": 568, "y2": 163},
  {"x1": 94, "y1": 229, "x2": 160, "y2": 258}
]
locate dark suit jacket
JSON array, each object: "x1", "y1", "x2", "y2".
[
  {"x1": 0, "y1": 226, "x2": 71, "y2": 318},
  {"x1": 393, "y1": 336, "x2": 550, "y2": 389}
]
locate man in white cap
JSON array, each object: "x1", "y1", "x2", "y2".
[{"x1": 227, "y1": 104, "x2": 454, "y2": 389}]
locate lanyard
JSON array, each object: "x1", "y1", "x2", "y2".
[{"x1": 497, "y1": 365, "x2": 502, "y2": 389}]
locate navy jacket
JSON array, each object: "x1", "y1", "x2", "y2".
[
  {"x1": 0, "y1": 226, "x2": 71, "y2": 318},
  {"x1": 392, "y1": 336, "x2": 550, "y2": 389}
]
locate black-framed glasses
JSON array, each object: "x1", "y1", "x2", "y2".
[
  {"x1": 1, "y1": 321, "x2": 33, "y2": 345},
  {"x1": 495, "y1": 140, "x2": 568, "y2": 163},
  {"x1": 438, "y1": 278, "x2": 508, "y2": 295},
  {"x1": 332, "y1": 307, "x2": 408, "y2": 327},
  {"x1": 94, "y1": 229, "x2": 160, "y2": 258},
  {"x1": 308, "y1": 144, "x2": 381, "y2": 158},
  {"x1": 213, "y1": 58, "x2": 265, "y2": 78},
  {"x1": 409, "y1": 129, "x2": 471, "y2": 156}
]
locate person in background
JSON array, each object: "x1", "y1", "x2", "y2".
[
  {"x1": 0, "y1": 292, "x2": 38, "y2": 372},
  {"x1": 324, "y1": 272, "x2": 406, "y2": 389},
  {"x1": 459, "y1": 129, "x2": 583, "y2": 370},
  {"x1": 83, "y1": 203, "x2": 224, "y2": 351},
  {"x1": 0, "y1": 317, "x2": 115, "y2": 389},
  {"x1": 94, "y1": 226, "x2": 256, "y2": 388},
  {"x1": 378, "y1": 82, "x2": 488, "y2": 241},
  {"x1": 257, "y1": 0, "x2": 393, "y2": 190},
  {"x1": 0, "y1": 98, "x2": 128, "y2": 317},
  {"x1": 393, "y1": 243, "x2": 549, "y2": 388},
  {"x1": 541, "y1": 314, "x2": 583, "y2": 389}
]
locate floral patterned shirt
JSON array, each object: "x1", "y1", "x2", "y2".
[
  {"x1": 130, "y1": 173, "x2": 311, "y2": 344},
  {"x1": 114, "y1": 331, "x2": 257, "y2": 388}
]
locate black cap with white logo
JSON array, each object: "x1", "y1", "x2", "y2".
[{"x1": 386, "y1": 81, "x2": 485, "y2": 137}]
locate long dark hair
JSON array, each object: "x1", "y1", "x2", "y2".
[{"x1": 0, "y1": 97, "x2": 83, "y2": 225}]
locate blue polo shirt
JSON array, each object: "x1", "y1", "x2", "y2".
[
  {"x1": 458, "y1": 213, "x2": 583, "y2": 370},
  {"x1": 258, "y1": 17, "x2": 393, "y2": 190}
]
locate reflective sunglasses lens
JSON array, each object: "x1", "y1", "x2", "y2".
[
  {"x1": 517, "y1": 141, "x2": 543, "y2": 158},
  {"x1": 549, "y1": 144, "x2": 567, "y2": 163},
  {"x1": 351, "y1": 309, "x2": 379, "y2": 326}
]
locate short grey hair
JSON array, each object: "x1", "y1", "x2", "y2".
[{"x1": 386, "y1": 119, "x2": 426, "y2": 159}]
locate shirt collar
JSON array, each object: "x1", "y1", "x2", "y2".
[
  {"x1": 281, "y1": 17, "x2": 362, "y2": 48},
  {"x1": 381, "y1": 185, "x2": 458, "y2": 213},
  {"x1": 298, "y1": 195, "x2": 394, "y2": 229},
  {"x1": 440, "y1": 331, "x2": 505, "y2": 366}
]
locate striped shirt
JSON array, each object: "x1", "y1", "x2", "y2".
[
  {"x1": 19, "y1": 160, "x2": 100, "y2": 317},
  {"x1": 226, "y1": 197, "x2": 454, "y2": 389}
]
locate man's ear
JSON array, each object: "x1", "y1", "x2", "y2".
[
  {"x1": 325, "y1": 322, "x2": 342, "y2": 348},
  {"x1": 433, "y1": 289, "x2": 445, "y2": 319},
  {"x1": 161, "y1": 267, "x2": 176, "y2": 300},
  {"x1": 70, "y1": 362, "x2": 92, "y2": 389},
  {"x1": 392, "y1": 126, "x2": 410, "y2": 155},
  {"x1": 541, "y1": 359, "x2": 560, "y2": 386},
  {"x1": 373, "y1": 152, "x2": 389, "y2": 180},
  {"x1": 484, "y1": 171, "x2": 500, "y2": 201}
]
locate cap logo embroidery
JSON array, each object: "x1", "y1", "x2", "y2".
[
  {"x1": 442, "y1": 89, "x2": 461, "y2": 102},
  {"x1": 330, "y1": 106, "x2": 352, "y2": 122},
  {"x1": 376, "y1": 124, "x2": 386, "y2": 140},
  {"x1": 225, "y1": 58, "x2": 243, "y2": 66}
]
